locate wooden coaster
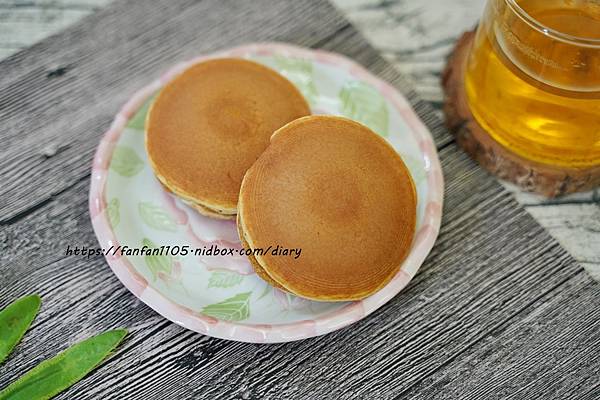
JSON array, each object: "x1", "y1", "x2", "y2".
[{"x1": 442, "y1": 30, "x2": 600, "y2": 197}]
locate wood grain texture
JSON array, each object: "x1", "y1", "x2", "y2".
[
  {"x1": 0, "y1": 0, "x2": 109, "y2": 59},
  {"x1": 1, "y1": 145, "x2": 596, "y2": 399},
  {"x1": 0, "y1": 0, "x2": 598, "y2": 399},
  {"x1": 2, "y1": 0, "x2": 598, "y2": 279},
  {"x1": 527, "y1": 204, "x2": 600, "y2": 281},
  {"x1": 0, "y1": 0, "x2": 349, "y2": 222},
  {"x1": 333, "y1": 0, "x2": 600, "y2": 276}
]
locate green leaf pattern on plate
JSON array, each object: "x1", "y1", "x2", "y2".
[
  {"x1": 0, "y1": 294, "x2": 41, "y2": 365},
  {"x1": 339, "y1": 81, "x2": 389, "y2": 137},
  {"x1": 0, "y1": 329, "x2": 126, "y2": 400},
  {"x1": 257, "y1": 284, "x2": 271, "y2": 300},
  {"x1": 208, "y1": 271, "x2": 243, "y2": 289},
  {"x1": 139, "y1": 202, "x2": 177, "y2": 232},
  {"x1": 142, "y1": 238, "x2": 172, "y2": 281},
  {"x1": 201, "y1": 292, "x2": 251, "y2": 321},
  {"x1": 401, "y1": 154, "x2": 426, "y2": 184},
  {"x1": 274, "y1": 56, "x2": 318, "y2": 105},
  {"x1": 97, "y1": 53, "x2": 432, "y2": 328},
  {"x1": 106, "y1": 198, "x2": 120, "y2": 228},
  {"x1": 126, "y1": 94, "x2": 156, "y2": 131},
  {"x1": 110, "y1": 146, "x2": 144, "y2": 177}
]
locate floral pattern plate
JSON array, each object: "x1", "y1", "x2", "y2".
[{"x1": 90, "y1": 43, "x2": 444, "y2": 343}]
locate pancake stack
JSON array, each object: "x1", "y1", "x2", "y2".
[
  {"x1": 146, "y1": 58, "x2": 310, "y2": 219},
  {"x1": 238, "y1": 116, "x2": 416, "y2": 301},
  {"x1": 146, "y1": 57, "x2": 417, "y2": 301}
]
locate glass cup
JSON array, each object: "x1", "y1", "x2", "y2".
[{"x1": 465, "y1": 0, "x2": 600, "y2": 169}]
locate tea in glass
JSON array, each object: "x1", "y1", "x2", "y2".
[{"x1": 465, "y1": 0, "x2": 600, "y2": 169}]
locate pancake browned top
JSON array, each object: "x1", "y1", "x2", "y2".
[
  {"x1": 146, "y1": 58, "x2": 310, "y2": 214},
  {"x1": 238, "y1": 116, "x2": 417, "y2": 301}
]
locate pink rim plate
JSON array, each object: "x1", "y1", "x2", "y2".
[{"x1": 89, "y1": 42, "x2": 444, "y2": 343}]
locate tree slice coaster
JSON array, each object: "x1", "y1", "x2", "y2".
[{"x1": 442, "y1": 30, "x2": 600, "y2": 198}]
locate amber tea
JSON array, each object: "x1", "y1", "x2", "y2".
[{"x1": 465, "y1": 0, "x2": 600, "y2": 168}]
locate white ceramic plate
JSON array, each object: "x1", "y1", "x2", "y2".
[{"x1": 90, "y1": 43, "x2": 444, "y2": 343}]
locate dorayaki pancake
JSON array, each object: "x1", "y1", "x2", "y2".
[
  {"x1": 238, "y1": 116, "x2": 417, "y2": 301},
  {"x1": 146, "y1": 58, "x2": 310, "y2": 218},
  {"x1": 236, "y1": 213, "x2": 285, "y2": 290},
  {"x1": 158, "y1": 180, "x2": 231, "y2": 220}
]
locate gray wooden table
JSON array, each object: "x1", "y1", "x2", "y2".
[
  {"x1": 2, "y1": 0, "x2": 598, "y2": 280},
  {"x1": 0, "y1": 0, "x2": 599, "y2": 399}
]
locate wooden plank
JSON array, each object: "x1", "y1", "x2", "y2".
[
  {"x1": 334, "y1": 0, "x2": 485, "y2": 105},
  {"x1": 0, "y1": 0, "x2": 347, "y2": 222},
  {"x1": 0, "y1": 1, "x2": 108, "y2": 57},
  {"x1": 0, "y1": 0, "x2": 105, "y2": 8},
  {"x1": 0, "y1": 0, "x2": 597, "y2": 398},
  {"x1": 3, "y1": 0, "x2": 598, "y2": 280},
  {"x1": 527, "y1": 204, "x2": 600, "y2": 280},
  {"x1": 0, "y1": 0, "x2": 455, "y2": 224},
  {"x1": 334, "y1": 0, "x2": 600, "y2": 279},
  {"x1": 1, "y1": 143, "x2": 595, "y2": 398},
  {"x1": 402, "y1": 272, "x2": 600, "y2": 399}
]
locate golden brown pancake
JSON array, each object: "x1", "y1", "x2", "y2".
[
  {"x1": 146, "y1": 58, "x2": 310, "y2": 217},
  {"x1": 158, "y1": 180, "x2": 234, "y2": 220},
  {"x1": 236, "y1": 213, "x2": 285, "y2": 289},
  {"x1": 238, "y1": 116, "x2": 417, "y2": 301},
  {"x1": 189, "y1": 200, "x2": 235, "y2": 220}
]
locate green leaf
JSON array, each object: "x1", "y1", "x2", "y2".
[
  {"x1": 207, "y1": 271, "x2": 243, "y2": 289},
  {"x1": 0, "y1": 294, "x2": 41, "y2": 364},
  {"x1": 106, "y1": 198, "x2": 120, "y2": 228},
  {"x1": 274, "y1": 56, "x2": 318, "y2": 105},
  {"x1": 201, "y1": 292, "x2": 251, "y2": 321},
  {"x1": 110, "y1": 146, "x2": 144, "y2": 177},
  {"x1": 142, "y1": 238, "x2": 172, "y2": 281},
  {"x1": 126, "y1": 94, "x2": 157, "y2": 131},
  {"x1": 0, "y1": 329, "x2": 127, "y2": 400},
  {"x1": 274, "y1": 56, "x2": 312, "y2": 75},
  {"x1": 138, "y1": 202, "x2": 177, "y2": 232},
  {"x1": 339, "y1": 81, "x2": 389, "y2": 136}
]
